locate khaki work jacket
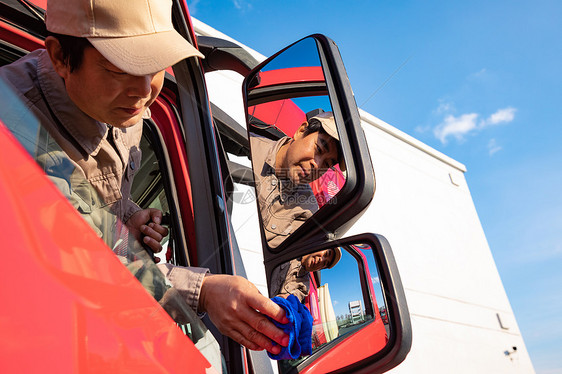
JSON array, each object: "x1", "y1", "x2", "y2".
[{"x1": 250, "y1": 135, "x2": 319, "y2": 248}]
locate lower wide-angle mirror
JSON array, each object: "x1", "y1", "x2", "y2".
[{"x1": 266, "y1": 233, "x2": 411, "y2": 374}]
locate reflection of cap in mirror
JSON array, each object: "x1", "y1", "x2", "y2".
[
  {"x1": 306, "y1": 110, "x2": 345, "y2": 172},
  {"x1": 327, "y1": 247, "x2": 342, "y2": 269},
  {"x1": 309, "y1": 111, "x2": 339, "y2": 141},
  {"x1": 45, "y1": 0, "x2": 204, "y2": 75}
]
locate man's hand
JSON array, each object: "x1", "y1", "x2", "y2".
[
  {"x1": 199, "y1": 274, "x2": 290, "y2": 354},
  {"x1": 126, "y1": 209, "x2": 169, "y2": 257}
]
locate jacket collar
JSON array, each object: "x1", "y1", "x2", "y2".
[{"x1": 263, "y1": 136, "x2": 310, "y2": 198}]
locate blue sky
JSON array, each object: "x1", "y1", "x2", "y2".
[{"x1": 188, "y1": 1, "x2": 562, "y2": 372}]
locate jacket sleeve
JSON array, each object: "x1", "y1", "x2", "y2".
[
  {"x1": 157, "y1": 263, "x2": 209, "y2": 313},
  {"x1": 273, "y1": 259, "x2": 310, "y2": 303},
  {"x1": 122, "y1": 198, "x2": 142, "y2": 223}
]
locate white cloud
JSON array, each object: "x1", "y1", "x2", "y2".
[
  {"x1": 434, "y1": 101, "x2": 454, "y2": 115},
  {"x1": 469, "y1": 68, "x2": 487, "y2": 79},
  {"x1": 371, "y1": 276, "x2": 380, "y2": 285},
  {"x1": 433, "y1": 113, "x2": 479, "y2": 144},
  {"x1": 333, "y1": 300, "x2": 339, "y2": 306},
  {"x1": 485, "y1": 107, "x2": 517, "y2": 126},
  {"x1": 432, "y1": 106, "x2": 516, "y2": 144},
  {"x1": 232, "y1": 0, "x2": 253, "y2": 11},
  {"x1": 488, "y1": 138, "x2": 502, "y2": 155}
]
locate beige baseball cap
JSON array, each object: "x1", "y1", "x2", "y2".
[
  {"x1": 45, "y1": 0, "x2": 204, "y2": 76},
  {"x1": 327, "y1": 247, "x2": 342, "y2": 269},
  {"x1": 308, "y1": 111, "x2": 346, "y2": 171},
  {"x1": 310, "y1": 111, "x2": 339, "y2": 141}
]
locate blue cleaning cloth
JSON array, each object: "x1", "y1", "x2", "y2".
[{"x1": 268, "y1": 294, "x2": 313, "y2": 360}]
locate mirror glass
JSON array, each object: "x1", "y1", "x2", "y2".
[
  {"x1": 268, "y1": 244, "x2": 389, "y2": 372},
  {"x1": 246, "y1": 37, "x2": 347, "y2": 248}
]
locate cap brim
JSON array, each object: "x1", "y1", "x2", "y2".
[
  {"x1": 89, "y1": 30, "x2": 204, "y2": 76},
  {"x1": 317, "y1": 120, "x2": 345, "y2": 171},
  {"x1": 329, "y1": 248, "x2": 342, "y2": 269},
  {"x1": 320, "y1": 121, "x2": 339, "y2": 141}
]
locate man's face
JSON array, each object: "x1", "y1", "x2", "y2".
[
  {"x1": 61, "y1": 47, "x2": 165, "y2": 128},
  {"x1": 302, "y1": 249, "x2": 335, "y2": 273},
  {"x1": 279, "y1": 123, "x2": 339, "y2": 184}
]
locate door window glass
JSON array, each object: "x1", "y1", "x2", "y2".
[{"x1": 0, "y1": 77, "x2": 224, "y2": 373}]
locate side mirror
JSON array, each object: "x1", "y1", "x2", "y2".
[
  {"x1": 242, "y1": 35, "x2": 375, "y2": 253},
  {"x1": 242, "y1": 36, "x2": 411, "y2": 372},
  {"x1": 267, "y1": 233, "x2": 412, "y2": 373}
]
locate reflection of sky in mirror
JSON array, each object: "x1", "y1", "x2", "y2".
[
  {"x1": 319, "y1": 246, "x2": 386, "y2": 318},
  {"x1": 291, "y1": 96, "x2": 332, "y2": 118},
  {"x1": 261, "y1": 37, "x2": 321, "y2": 71}
]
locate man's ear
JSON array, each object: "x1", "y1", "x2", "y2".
[
  {"x1": 44, "y1": 36, "x2": 71, "y2": 79},
  {"x1": 294, "y1": 121, "x2": 308, "y2": 140}
]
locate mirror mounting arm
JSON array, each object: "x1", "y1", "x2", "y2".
[{"x1": 197, "y1": 35, "x2": 260, "y2": 76}]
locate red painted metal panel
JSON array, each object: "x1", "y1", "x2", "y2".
[
  {"x1": 30, "y1": 0, "x2": 46, "y2": 9},
  {"x1": 0, "y1": 20, "x2": 44, "y2": 52},
  {"x1": 149, "y1": 95, "x2": 197, "y2": 259},
  {"x1": 254, "y1": 67, "x2": 325, "y2": 89},
  {"x1": 310, "y1": 167, "x2": 346, "y2": 208},
  {"x1": 248, "y1": 99, "x2": 306, "y2": 138},
  {"x1": 302, "y1": 319, "x2": 387, "y2": 374}
]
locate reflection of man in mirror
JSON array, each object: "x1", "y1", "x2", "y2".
[
  {"x1": 270, "y1": 248, "x2": 342, "y2": 302},
  {"x1": 250, "y1": 111, "x2": 344, "y2": 247}
]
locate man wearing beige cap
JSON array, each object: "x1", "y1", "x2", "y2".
[
  {"x1": 250, "y1": 110, "x2": 343, "y2": 304},
  {"x1": 270, "y1": 248, "x2": 342, "y2": 302},
  {"x1": 0, "y1": 0, "x2": 290, "y2": 356},
  {"x1": 250, "y1": 110, "x2": 343, "y2": 248}
]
